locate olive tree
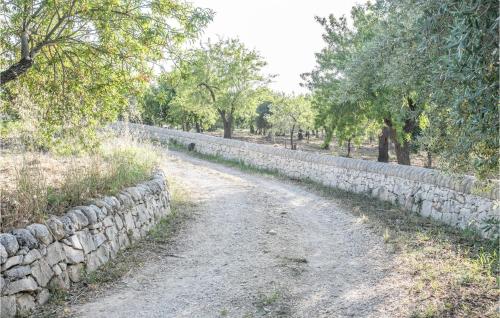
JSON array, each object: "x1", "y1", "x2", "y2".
[{"x1": 268, "y1": 94, "x2": 315, "y2": 150}]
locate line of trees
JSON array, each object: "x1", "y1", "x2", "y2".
[
  {"x1": 139, "y1": 39, "x2": 316, "y2": 148},
  {"x1": 302, "y1": 0, "x2": 498, "y2": 177},
  {"x1": 1, "y1": 0, "x2": 496, "y2": 178}
]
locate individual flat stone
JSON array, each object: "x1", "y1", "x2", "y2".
[
  {"x1": 30, "y1": 259, "x2": 54, "y2": 287},
  {"x1": 92, "y1": 205, "x2": 107, "y2": 221},
  {"x1": 4, "y1": 265, "x2": 31, "y2": 279},
  {"x1": 37, "y1": 288, "x2": 50, "y2": 305},
  {"x1": 4, "y1": 276, "x2": 38, "y2": 295},
  {"x1": 114, "y1": 215, "x2": 124, "y2": 230},
  {"x1": 48, "y1": 271, "x2": 70, "y2": 290},
  {"x1": 0, "y1": 234, "x2": 19, "y2": 256},
  {"x1": 93, "y1": 233, "x2": 107, "y2": 248},
  {"x1": 102, "y1": 216, "x2": 115, "y2": 228},
  {"x1": 67, "y1": 209, "x2": 89, "y2": 230},
  {"x1": 46, "y1": 216, "x2": 66, "y2": 240},
  {"x1": 86, "y1": 245, "x2": 109, "y2": 272},
  {"x1": 0, "y1": 295, "x2": 17, "y2": 318},
  {"x1": 67, "y1": 263, "x2": 84, "y2": 283},
  {"x1": 52, "y1": 264, "x2": 62, "y2": 275},
  {"x1": 2, "y1": 255, "x2": 23, "y2": 271},
  {"x1": 75, "y1": 230, "x2": 96, "y2": 254},
  {"x1": 22, "y1": 249, "x2": 42, "y2": 265},
  {"x1": 123, "y1": 212, "x2": 135, "y2": 230},
  {"x1": 60, "y1": 216, "x2": 75, "y2": 236},
  {"x1": 62, "y1": 244, "x2": 84, "y2": 264},
  {"x1": 79, "y1": 206, "x2": 98, "y2": 224},
  {"x1": 11, "y1": 229, "x2": 39, "y2": 249},
  {"x1": 27, "y1": 224, "x2": 53, "y2": 245},
  {"x1": 45, "y1": 242, "x2": 66, "y2": 265},
  {"x1": 0, "y1": 243, "x2": 8, "y2": 264},
  {"x1": 66, "y1": 234, "x2": 84, "y2": 250},
  {"x1": 16, "y1": 293, "x2": 36, "y2": 317}
]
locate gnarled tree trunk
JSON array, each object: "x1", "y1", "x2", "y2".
[
  {"x1": 378, "y1": 125, "x2": 390, "y2": 162},
  {"x1": 393, "y1": 137, "x2": 411, "y2": 165},
  {"x1": 385, "y1": 118, "x2": 411, "y2": 166}
]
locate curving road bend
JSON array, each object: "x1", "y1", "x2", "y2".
[{"x1": 71, "y1": 150, "x2": 410, "y2": 317}]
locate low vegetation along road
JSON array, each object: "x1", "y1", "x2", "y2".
[{"x1": 64, "y1": 150, "x2": 415, "y2": 318}]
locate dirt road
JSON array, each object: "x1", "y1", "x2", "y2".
[{"x1": 71, "y1": 151, "x2": 410, "y2": 317}]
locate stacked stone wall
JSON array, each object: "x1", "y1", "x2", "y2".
[
  {"x1": 122, "y1": 122, "x2": 498, "y2": 238},
  {"x1": 0, "y1": 171, "x2": 170, "y2": 317}
]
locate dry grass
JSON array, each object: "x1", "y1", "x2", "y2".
[{"x1": 0, "y1": 137, "x2": 162, "y2": 231}]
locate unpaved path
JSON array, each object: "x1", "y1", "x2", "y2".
[{"x1": 72, "y1": 151, "x2": 410, "y2": 317}]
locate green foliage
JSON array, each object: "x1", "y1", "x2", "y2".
[
  {"x1": 303, "y1": 7, "x2": 383, "y2": 149},
  {"x1": 304, "y1": 0, "x2": 498, "y2": 176},
  {"x1": 141, "y1": 80, "x2": 177, "y2": 126},
  {"x1": 410, "y1": 0, "x2": 499, "y2": 177},
  {"x1": 0, "y1": 0, "x2": 212, "y2": 150},
  {"x1": 255, "y1": 101, "x2": 272, "y2": 133},
  {"x1": 267, "y1": 93, "x2": 315, "y2": 146},
  {"x1": 145, "y1": 38, "x2": 270, "y2": 137}
]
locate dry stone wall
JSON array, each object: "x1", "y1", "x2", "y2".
[
  {"x1": 122, "y1": 123, "x2": 498, "y2": 238},
  {"x1": 0, "y1": 171, "x2": 170, "y2": 317}
]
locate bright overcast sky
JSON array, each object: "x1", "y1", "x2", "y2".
[{"x1": 189, "y1": 0, "x2": 363, "y2": 94}]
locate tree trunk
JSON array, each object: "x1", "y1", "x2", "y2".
[
  {"x1": 346, "y1": 138, "x2": 352, "y2": 157},
  {"x1": 385, "y1": 118, "x2": 411, "y2": 166},
  {"x1": 426, "y1": 151, "x2": 432, "y2": 168},
  {"x1": 218, "y1": 110, "x2": 233, "y2": 139},
  {"x1": 393, "y1": 97, "x2": 418, "y2": 165},
  {"x1": 321, "y1": 127, "x2": 333, "y2": 149},
  {"x1": 290, "y1": 124, "x2": 296, "y2": 150},
  {"x1": 378, "y1": 126, "x2": 390, "y2": 162},
  {"x1": 223, "y1": 118, "x2": 232, "y2": 138},
  {"x1": 195, "y1": 122, "x2": 201, "y2": 133},
  {"x1": 393, "y1": 138, "x2": 411, "y2": 165}
]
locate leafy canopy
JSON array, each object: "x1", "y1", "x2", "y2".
[
  {"x1": 304, "y1": 0, "x2": 498, "y2": 176},
  {"x1": 0, "y1": 0, "x2": 212, "y2": 150}
]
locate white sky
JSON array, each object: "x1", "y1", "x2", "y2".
[{"x1": 189, "y1": 0, "x2": 362, "y2": 94}]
